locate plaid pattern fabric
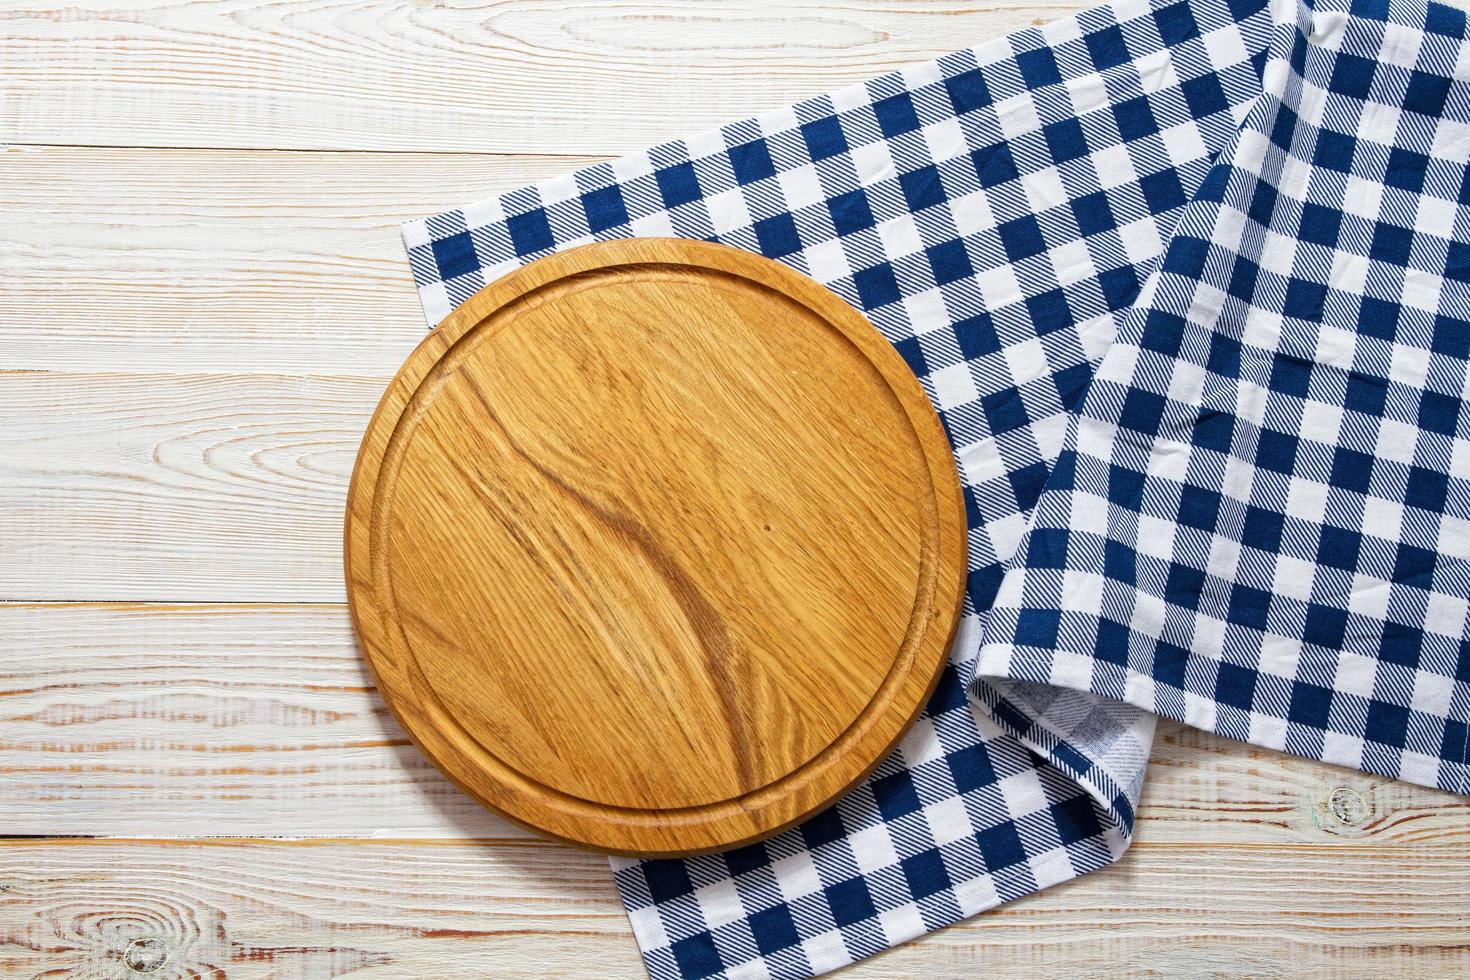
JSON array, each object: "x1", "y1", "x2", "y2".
[
  {"x1": 613, "y1": 656, "x2": 1143, "y2": 980},
  {"x1": 977, "y1": 0, "x2": 1470, "y2": 799},
  {"x1": 399, "y1": 0, "x2": 1468, "y2": 973}
]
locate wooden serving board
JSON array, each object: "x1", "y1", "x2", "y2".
[{"x1": 345, "y1": 238, "x2": 967, "y2": 856}]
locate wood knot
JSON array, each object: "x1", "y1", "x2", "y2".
[
  {"x1": 1312, "y1": 784, "x2": 1375, "y2": 836},
  {"x1": 123, "y1": 936, "x2": 170, "y2": 975}
]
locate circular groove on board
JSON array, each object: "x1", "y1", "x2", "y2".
[{"x1": 345, "y1": 239, "x2": 966, "y2": 856}]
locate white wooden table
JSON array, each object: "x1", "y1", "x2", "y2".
[{"x1": 3, "y1": 2, "x2": 1469, "y2": 976}]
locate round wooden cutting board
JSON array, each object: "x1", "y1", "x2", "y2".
[{"x1": 345, "y1": 238, "x2": 966, "y2": 856}]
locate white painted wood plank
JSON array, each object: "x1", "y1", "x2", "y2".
[
  {"x1": 0, "y1": 838, "x2": 639, "y2": 978},
  {"x1": 2, "y1": 145, "x2": 604, "y2": 376},
  {"x1": 2, "y1": 838, "x2": 1466, "y2": 977},
  {"x1": 0, "y1": 603, "x2": 529, "y2": 838},
  {"x1": 0, "y1": 373, "x2": 371, "y2": 602},
  {"x1": 4, "y1": 602, "x2": 1467, "y2": 843},
  {"x1": 3, "y1": 0, "x2": 1087, "y2": 154}
]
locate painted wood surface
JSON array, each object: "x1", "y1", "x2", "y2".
[
  {"x1": 0, "y1": 371, "x2": 374, "y2": 602},
  {"x1": 4, "y1": 0, "x2": 1470, "y2": 974},
  {"x1": 2, "y1": 839, "x2": 1466, "y2": 978},
  {"x1": 2, "y1": 145, "x2": 602, "y2": 376},
  {"x1": 2, "y1": 0, "x2": 1088, "y2": 154}
]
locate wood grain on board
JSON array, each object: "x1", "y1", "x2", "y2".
[
  {"x1": 2, "y1": 0, "x2": 1088, "y2": 154},
  {"x1": 344, "y1": 239, "x2": 967, "y2": 854}
]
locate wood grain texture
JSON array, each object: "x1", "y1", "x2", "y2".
[
  {"x1": 0, "y1": 838, "x2": 642, "y2": 979},
  {"x1": 2, "y1": 0, "x2": 1087, "y2": 154},
  {"x1": 1, "y1": 838, "x2": 1466, "y2": 978},
  {"x1": 1, "y1": 145, "x2": 606, "y2": 376},
  {"x1": 4, "y1": 602, "x2": 1468, "y2": 845},
  {"x1": 346, "y1": 239, "x2": 967, "y2": 853},
  {"x1": 0, "y1": 371, "x2": 375, "y2": 602},
  {"x1": 0, "y1": 603, "x2": 531, "y2": 840}
]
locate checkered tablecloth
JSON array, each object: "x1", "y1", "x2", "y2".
[{"x1": 400, "y1": 0, "x2": 1469, "y2": 972}]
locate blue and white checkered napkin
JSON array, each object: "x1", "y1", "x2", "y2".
[
  {"x1": 973, "y1": 0, "x2": 1470, "y2": 797},
  {"x1": 400, "y1": 0, "x2": 1469, "y2": 972}
]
